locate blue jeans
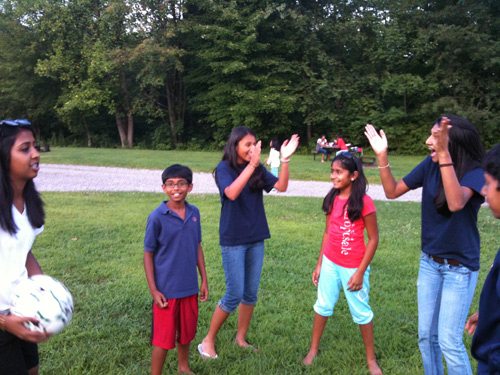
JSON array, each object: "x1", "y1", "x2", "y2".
[
  {"x1": 417, "y1": 252, "x2": 478, "y2": 375},
  {"x1": 218, "y1": 241, "x2": 265, "y2": 313}
]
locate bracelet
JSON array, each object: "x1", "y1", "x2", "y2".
[
  {"x1": 0, "y1": 315, "x2": 6, "y2": 331},
  {"x1": 377, "y1": 163, "x2": 390, "y2": 169},
  {"x1": 280, "y1": 158, "x2": 290, "y2": 163},
  {"x1": 439, "y1": 163, "x2": 454, "y2": 168}
]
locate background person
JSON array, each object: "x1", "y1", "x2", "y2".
[
  {"x1": 266, "y1": 138, "x2": 281, "y2": 177},
  {"x1": 365, "y1": 114, "x2": 485, "y2": 375},
  {"x1": 143, "y1": 164, "x2": 208, "y2": 375},
  {"x1": 0, "y1": 119, "x2": 48, "y2": 375},
  {"x1": 198, "y1": 126, "x2": 299, "y2": 359},
  {"x1": 465, "y1": 144, "x2": 500, "y2": 375},
  {"x1": 316, "y1": 135, "x2": 331, "y2": 163}
]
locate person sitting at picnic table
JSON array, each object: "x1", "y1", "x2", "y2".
[
  {"x1": 316, "y1": 135, "x2": 331, "y2": 163},
  {"x1": 336, "y1": 135, "x2": 348, "y2": 151}
]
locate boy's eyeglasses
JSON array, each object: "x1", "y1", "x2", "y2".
[
  {"x1": 164, "y1": 181, "x2": 189, "y2": 188},
  {"x1": 0, "y1": 119, "x2": 31, "y2": 127}
]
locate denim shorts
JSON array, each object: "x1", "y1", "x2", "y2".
[
  {"x1": 314, "y1": 256, "x2": 373, "y2": 325},
  {"x1": 218, "y1": 241, "x2": 265, "y2": 313}
]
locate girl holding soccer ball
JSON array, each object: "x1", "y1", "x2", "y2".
[{"x1": 0, "y1": 119, "x2": 48, "y2": 375}]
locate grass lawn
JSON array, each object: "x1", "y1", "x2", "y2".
[
  {"x1": 40, "y1": 147, "x2": 425, "y2": 184},
  {"x1": 36, "y1": 192, "x2": 498, "y2": 374}
]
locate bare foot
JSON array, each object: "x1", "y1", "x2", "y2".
[
  {"x1": 178, "y1": 367, "x2": 194, "y2": 374},
  {"x1": 198, "y1": 339, "x2": 218, "y2": 359},
  {"x1": 303, "y1": 350, "x2": 317, "y2": 365},
  {"x1": 367, "y1": 359, "x2": 383, "y2": 375},
  {"x1": 234, "y1": 338, "x2": 258, "y2": 352}
]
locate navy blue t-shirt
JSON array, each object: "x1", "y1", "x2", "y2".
[
  {"x1": 144, "y1": 201, "x2": 201, "y2": 298},
  {"x1": 403, "y1": 157, "x2": 484, "y2": 270},
  {"x1": 471, "y1": 249, "x2": 500, "y2": 372},
  {"x1": 215, "y1": 161, "x2": 278, "y2": 246}
]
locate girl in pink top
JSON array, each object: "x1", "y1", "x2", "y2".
[{"x1": 303, "y1": 152, "x2": 382, "y2": 375}]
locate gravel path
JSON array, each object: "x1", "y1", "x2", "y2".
[{"x1": 35, "y1": 164, "x2": 422, "y2": 202}]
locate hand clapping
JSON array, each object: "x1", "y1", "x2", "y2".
[
  {"x1": 280, "y1": 134, "x2": 300, "y2": 160},
  {"x1": 364, "y1": 124, "x2": 388, "y2": 156}
]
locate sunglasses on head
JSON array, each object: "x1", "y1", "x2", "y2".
[
  {"x1": 336, "y1": 151, "x2": 355, "y2": 159},
  {"x1": 0, "y1": 119, "x2": 31, "y2": 127},
  {"x1": 0, "y1": 118, "x2": 31, "y2": 126}
]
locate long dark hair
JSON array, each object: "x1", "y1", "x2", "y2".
[
  {"x1": 0, "y1": 126, "x2": 45, "y2": 234},
  {"x1": 322, "y1": 152, "x2": 368, "y2": 222},
  {"x1": 434, "y1": 114, "x2": 484, "y2": 215},
  {"x1": 215, "y1": 126, "x2": 266, "y2": 191}
]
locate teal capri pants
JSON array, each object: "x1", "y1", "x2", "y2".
[{"x1": 314, "y1": 255, "x2": 374, "y2": 325}]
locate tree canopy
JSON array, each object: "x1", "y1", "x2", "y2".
[{"x1": 1, "y1": 0, "x2": 498, "y2": 152}]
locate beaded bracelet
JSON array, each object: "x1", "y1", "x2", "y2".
[{"x1": 378, "y1": 163, "x2": 390, "y2": 169}]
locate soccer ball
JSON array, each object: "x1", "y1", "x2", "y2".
[{"x1": 11, "y1": 274, "x2": 74, "y2": 334}]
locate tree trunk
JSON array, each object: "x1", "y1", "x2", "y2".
[
  {"x1": 116, "y1": 70, "x2": 134, "y2": 148},
  {"x1": 116, "y1": 114, "x2": 127, "y2": 148},
  {"x1": 126, "y1": 111, "x2": 134, "y2": 148},
  {"x1": 166, "y1": 76, "x2": 177, "y2": 147},
  {"x1": 85, "y1": 123, "x2": 92, "y2": 147}
]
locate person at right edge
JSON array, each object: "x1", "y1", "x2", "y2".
[
  {"x1": 465, "y1": 144, "x2": 500, "y2": 375},
  {"x1": 365, "y1": 114, "x2": 484, "y2": 375}
]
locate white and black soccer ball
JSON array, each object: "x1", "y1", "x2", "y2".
[{"x1": 11, "y1": 274, "x2": 74, "y2": 334}]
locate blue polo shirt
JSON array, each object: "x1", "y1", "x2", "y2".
[
  {"x1": 403, "y1": 157, "x2": 484, "y2": 270},
  {"x1": 144, "y1": 201, "x2": 201, "y2": 298},
  {"x1": 215, "y1": 161, "x2": 278, "y2": 246}
]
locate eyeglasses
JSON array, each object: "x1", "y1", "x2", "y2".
[
  {"x1": 164, "y1": 181, "x2": 189, "y2": 188},
  {"x1": 0, "y1": 119, "x2": 31, "y2": 127}
]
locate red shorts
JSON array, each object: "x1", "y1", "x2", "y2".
[{"x1": 151, "y1": 294, "x2": 198, "y2": 350}]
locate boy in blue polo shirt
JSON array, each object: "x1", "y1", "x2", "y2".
[{"x1": 144, "y1": 164, "x2": 208, "y2": 375}]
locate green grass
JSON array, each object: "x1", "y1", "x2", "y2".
[
  {"x1": 35, "y1": 192, "x2": 498, "y2": 374},
  {"x1": 40, "y1": 146, "x2": 424, "y2": 184}
]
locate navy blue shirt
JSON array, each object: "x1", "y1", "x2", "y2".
[
  {"x1": 403, "y1": 157, "x2": 484, "y2": 270},
  {"x1": 144, "y1": 201, "x2": 201, "y2": 298},
  {"x1": 471, "y1": 250, "x2": 500, "y2": 373},
  {"x1": 215, "y1": 161, "x2": 278, "y2": 246}
]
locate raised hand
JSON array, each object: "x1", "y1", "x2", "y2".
[
  {"x1": 364, "y1": 124, "x2": 388, "y2": 156},
  {"x1": 433, "y1": 116, "x2": 451, "y2": 156},
  {"x1": 280, "y1": 134, "x2": 300, "y2": 160},
  {"x1": 249, "y1": 140, "x2": 262, "y2": 167}
]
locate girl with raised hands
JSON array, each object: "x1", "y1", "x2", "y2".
[
  {"x1": 198, "y1": 126, "x2": 299, "y2": 359},
  {"x1": 365, "y1": 115, "x2": 484, "y2": 375}
]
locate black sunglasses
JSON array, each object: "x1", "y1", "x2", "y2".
[{"x1": 0, "y1": 119, "x2": 31, "y2": 127}]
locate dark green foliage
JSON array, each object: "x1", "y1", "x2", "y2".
[{"x1": 0, "y1": 0, "x2": 498, "y2": 152}]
